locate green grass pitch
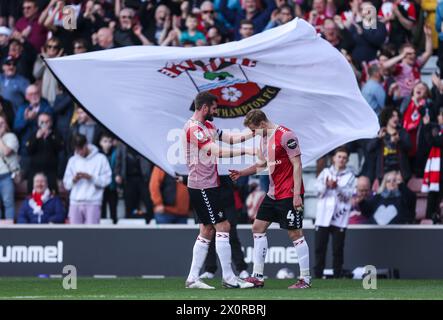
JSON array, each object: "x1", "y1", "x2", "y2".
[{"x1": 0, "y1": 278, "x2": 442, "y2": 300}]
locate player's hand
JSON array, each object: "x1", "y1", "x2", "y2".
[
  {"x1": 229, "y1": 169, "x2": 242, "y2": 181},
  {"x1": 115, "y1": 175, "x2": 123, "y2": 184},
  {"x1": 293, "y1": 195, "x2": 303, "y2": 210}
]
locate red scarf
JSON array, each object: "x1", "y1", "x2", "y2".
[
  {"x1": 32, "y1": 191, "x2": 43, "y2": 207},
  {"x1": 422, "y1": 129, "x2": 443, "y2": 192},
  {"x1": 403, "y1": 98, "x2": 425, "y2": 156}
]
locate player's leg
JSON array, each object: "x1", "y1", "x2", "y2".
[
  {"x1": 288, "y1": 228, "x2": 311, "y2": 288},
  {"x1": 282, "y1": 198, "x2": 311, "y2": 289},
  {"x1": 214, "y1": 220, "x2": 254, "y2": 289},
  {"x1": 251, "y1": 219, "x2": 271, "y2": 281},
  {"x1": 186, "y1": 223, "x2": 215, "y2": 289},
  {"x1": 186, "y1": 188, "x2": 218, "y2": 289},
  {"x1": 244, "y1": 195, "x2": 275, "y2": 287}
]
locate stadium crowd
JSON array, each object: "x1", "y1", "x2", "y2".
[{"x1": 0, "y1": 0, "x2": 441, "y2": 227}]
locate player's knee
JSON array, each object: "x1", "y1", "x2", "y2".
[
  {"x1": 215, "y1": 220, "x2": 231, "y2": 233},
  {"x1": 252, "y1": 223, "x2": 266, "y2": 234},
  {"x1": 200, "y1": 225, "x2": 215, "y2": 239},
  {"x1": 288, "y1": 229, "x2": 303, "y2": 241}
]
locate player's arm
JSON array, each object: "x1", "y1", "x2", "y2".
[
  {"x1": 200, "y1": 141, "x2": 255, "y2": 158},
  {"x1": 229, "y1": 159, "x2": 267, "y2": 181},
  {"x1": 218, "y1": 129, "x2": 255, "y2": 145},
  {"x1": 290, "y1": 155, "x2": 303, "y2": 209}
]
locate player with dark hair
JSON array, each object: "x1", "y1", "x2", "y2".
[{"x1": 183, "y1": 91, "x2": 255, "y2": 289}]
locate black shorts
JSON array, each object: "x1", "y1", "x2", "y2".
[
  {"x1": 256, "y1": 195, "x2": 304, "y2": 230},
  {"x1": 189, "y1": 187, "x2": 227, "y2": 226}
]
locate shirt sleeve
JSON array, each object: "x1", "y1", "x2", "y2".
[
  {"x1": 186, "y1": 126, "x2": 211, "y2": 149},
  {"x1": 281, "y1": 131, "x2": 301, "y2": 158},
  {"x1": 3, "y1": 133, "x2": 19, "y2": 153}
]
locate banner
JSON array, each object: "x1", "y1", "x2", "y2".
[{"x1": 46, "y1": 18, "x2": 379, "y2": 176}]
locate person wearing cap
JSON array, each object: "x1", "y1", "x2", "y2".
[
  {"x1": 0, "y1": 26, "x2": 11, "y2": 60},
  {"x1": 0, "y1": 56, "x2": 30, "y2": 111}
]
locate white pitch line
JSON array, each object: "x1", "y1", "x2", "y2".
[
  {"x1": 141, "y1": 275, "x2": 165, "y2": 279},
  {"x1": 93, "y1": 275, "x2": 117, "y2": 279}
]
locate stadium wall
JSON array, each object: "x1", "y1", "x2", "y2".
[{"x1": 0, "y1": 225, "x2": 442, "y2": 279}]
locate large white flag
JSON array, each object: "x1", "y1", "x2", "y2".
[{"x1": 46, "y1": 18, "x2": 379, "y2": 176}]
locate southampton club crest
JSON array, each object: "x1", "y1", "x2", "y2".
[{"x1": 158, "y1": 58, "x2": 280, "y2": 118}]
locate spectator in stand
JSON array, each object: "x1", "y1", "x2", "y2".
[
  {"x1": 63, "y1": 133, "x2": 112, "y2": 225},
  {"x1": 265, "y1": 5, "x2": 294, "y2": 30},
  {"x1": 402, "y1": 81, "x2": 435, "y2": 176},
  {"x1": 14, "y1": 84, "x2": 53, "y2": 174},
  {"x1": 77, "y1": 0, "x2": 112, "y2": 40},
  {"x1": 345, "y1": 2, "x2": 387, "y2": 67},
  {"x1": 149, "y1": 165, "x2": 190, "y2": 224},
  {"x1": 0, "y1": 26, "x2": 11, "y2": 60},
  {"x1": 72, "y1": 38, "x2": 88, "y2": 55},
  {"x1": 421, "y1": 107, "x2": 443, "y2": 223},
  {"x1": 0, "y1": 0, "x2": 22, "y2": 29},
  {"x1": 245, "y1": 179, "x2": 266, "y2": 221},
  {"x1": 220, "y1": 0, "x2": 276, "y2": 40},
  {"x1": 0, "y1": 96, "x2": 15, "y2": 129},
  {"x1": 367, "y1": 107, "x2": 412, "y2": 182},
  {"x1": 39, "y1": 0, "x2": 82, "y2": 52},
  {"x1": 0, "y1": 56, "x2": 30, "y2": 111},
  {"x1": 314, "y1": 147, "x2": 356, "y2": 278},
  {"x1": 359, "y1": 170, "x2": 416, "y2": 224},
  {"x1": 239, "y1": 19, "x2": 255, "y2": 39},
  {"x1": 93, "y1": 27, "x2": 115, "y2": 51},
  {"x1": 26, "y1": 112, "x2": 64, "y2": 193},
  {"x1": 115, "y1": 143, "x2": 154, "y2": 222},
  {"x1": 98, "y1": 132, "x2": 118, "y2": 224},
  {"x1": 33, "y1": 37, "x2": 63, "y2": 106},
  {"x1": 361, "y1": 64, "x2": 386, "y2": 115},
  {"x1": 14, "y1": 0, "x2": 48, "y2": 52},
  {"x1": 306, "y1": 0, "x2": 333, "y2": 33},
  {"x1": 321, "y1": 18, "x2": 355, "y2": 53},
  {"x1": 177, "y1": 14, "x2": 206, "y2": 45},
  {"x1": 207, "y1": 26, "x2": 224, "y2": 45},
  {"x1": 113, "y1": 7, "x2": 151, "y2": 47},
  {"x1": 53, "y1": 86, "x2": 75, "y2": 177},
  {"x1": 387, "y1": 0, "x2": 418, "y2": 50},
  {"x1": 5, "y1": 38, "x2": 36, "y2": 82},
  {"x1": 380, "y1": 25, "x2": 433, "y2": 100},
  {"x1": 140, "y1": 4, "x2": 172, "y2": 45},
  {"x1": 199, "y1": 1, "x2": 229, "y2": 37},
  {"x1": 348, "y1": 176, "x2": 373, "y2": 224},
  {"x1": 17, "y1": 172, "x2": 66, "y2": 224},
  {"x1": 0, "y1": 113, "x2": 19, "y2": 221},
  {"x1": 68, "y1": 107, "x2": 103, "y2": 155}
]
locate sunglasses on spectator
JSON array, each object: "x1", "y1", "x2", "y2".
[
  {"x1": 202, "y1": 10, "x2": 215, "y2": 14},
  {"x1": 120, "y1": 15, "x2": 133, "y2": 19}
]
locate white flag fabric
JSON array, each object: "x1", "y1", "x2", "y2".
[{"x1": 46, "y1": 18, "x2": 379, "y2": 177}]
